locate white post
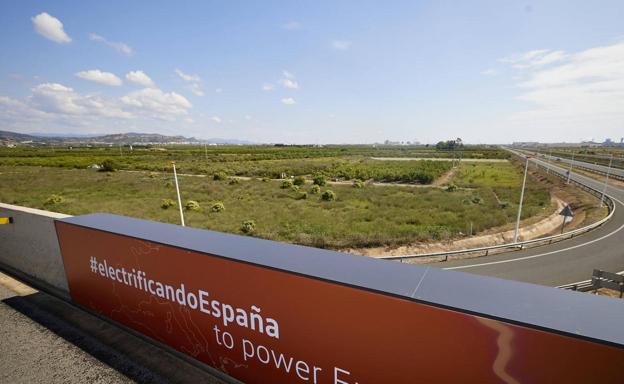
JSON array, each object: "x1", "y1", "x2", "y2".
[
  {"x1": 600, "y1": 154, "x2": 613, "y2": 207},
  {"x1": 172, "y1": 162, "x2": 185, "y2": 226},
  {"x1": 514, "y1": 156, "x2": 530, "y2": 243},
  {"x1": 566, "y1": 151, "x2": 575, "y2": 184}
]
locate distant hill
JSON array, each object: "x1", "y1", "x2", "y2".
[{"x1": 0, "y1": 130, "x2": 255, "y2": 145}]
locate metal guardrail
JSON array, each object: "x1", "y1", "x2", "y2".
[
  {"x1": 558, "y1": 270, "x2": 624, "y2": 292},
  {"x1": 378, "y1": 154, "x2": 616, "y2": 263}
]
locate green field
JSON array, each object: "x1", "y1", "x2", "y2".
[{"x1": 0, "y1": 145, "x2": 554, "y2": 250}]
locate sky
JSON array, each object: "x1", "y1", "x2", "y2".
[{"x1": 0, "y1": 1, "x2": 623, "y2": 144}]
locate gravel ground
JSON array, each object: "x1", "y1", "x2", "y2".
[
  {"x1": 0, "y1": 284, "x2": 134, "y2": 384},
  {"x1": 0, "y1": 274, "x2": 228, "y2": 384}
]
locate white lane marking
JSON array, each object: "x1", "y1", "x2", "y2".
[{"x1": 444, "y1": 195, "x2": 624, "y2": 271}]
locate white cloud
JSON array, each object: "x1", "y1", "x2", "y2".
[
  {"x1": 262, "y1": 83, "x2": 275, "y2": 91},
  {"x1": 282, "y1": 70, "x2": 295, "y2": 79},
  {"x1": 480, "y1": 68, "x2": 497, "y2": 76},
  {"x1": 31, "y1": 12, "x2": 71, "y2": 44},
  {"x1": 331, "y1": 40, "x2": 352, "y2": 50},
  {"x1": 503, "y1": 41, "x2": 624, "y2": 137},
  {"x1": 125, "y1": 70, "x2": 156, "y2": 88},
  {"x1": 281, "y1": 97, "x2": 296, "y2": 105},
  {"x1": 121, "y1": 88, "x2": 191, "y2": 119},
  {"x1": 210, "y1": 116, "x2": 222, "y2": 123},
  {"x1": 89, "y1": 33, "x2": 134, "y2": 56},
  {"x1": 175, "y1": 69, "x2": 204, "y2": 96},
  {"x1": 175, "y1": 69, "x2": 200, "y2": 82},
  {"x1": 500, "y1": 49, "x2": 567, "y2": 69},
  {"x1": 29, "y1": 83, "x2": 130, "y2": 118},
  {"x1": 75, "y1": 70, "x2": 123, "y2": 86},
  {"x1": 281, "y1": 21, "x2": 302, "y2": 30},
  {"x1": 279, "y1": 78, "x2": 299, "y2": 89}
]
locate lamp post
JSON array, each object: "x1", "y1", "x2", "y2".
[
  {"x1": 172, "y1": 161, "x2": 185, "y2": 226},
  {"x1": 567, "y1": 151, "x2": 575, "y2": 184},
  {"x1": 600, "y1": 154, "x2": 613, "y2": 207},
  {"x1": 514, "y1": 155, "x2": 530, "y2": 243}
]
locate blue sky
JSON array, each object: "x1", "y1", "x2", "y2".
[{"x1": 1, "y1": 1, "x2": 623, "y2": 144}]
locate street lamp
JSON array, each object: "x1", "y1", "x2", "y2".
[
  {"x1": 566, "y1": 151, "x2": 575, "y2": 184},
  {"x1": 600, "y1": 154, "x2": 614, "y2": 207},
  {"x1": 172, "y1": 161, "x2": 185, "y2": 226},
  {"x1": 514, "y1": 155, "x2": 531, "y2": 243}
]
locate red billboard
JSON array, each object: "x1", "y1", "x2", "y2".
[{"x1": 55, "y1": 219, "x2": 624, "y2": 383}]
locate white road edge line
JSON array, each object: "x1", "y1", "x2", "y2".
[{"x1": 444, "y1": 188, "x2": 624, "y2": 271}]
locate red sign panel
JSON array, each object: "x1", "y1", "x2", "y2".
[{"x1": 55, "y1": 221, "x2": 624, "y2": 383}]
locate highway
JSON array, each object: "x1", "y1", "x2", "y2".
[
  {"x1": 425, "y1": 152, "x2": 624, "y2": 287},
  {"x1": 530, "y1": 150, "x2": 624, "y2": 179}
]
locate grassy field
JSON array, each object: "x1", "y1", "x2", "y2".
[
  {"x1": 0, "y1": 145, "x2": 506, "y2": 181},
  {"x1": 0, "y1": 155, "x2": 553, "y2": 249}
]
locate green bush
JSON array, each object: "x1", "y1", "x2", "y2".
[
  {"x1": 471, "y1": 196, "x2": 482, "y2": 204},
  {"x1": 185, "y1": 200, "x2": 200, "y2": 211},
  {"x1": 281, "y1": 179, "x2": 293, "y2": 189},
  {"x1": 352, "y1": 179, "x2": 364, "y2": 188},
  {"x1": 310, "y1": 184, "x2": 321, "y2": 194},
  {"x1": 499, "y1": 201, "x2": 510, "y2": 209},
  {"x1": 296, "y1": 191, "x2": 308, "y2": 200},
  {"x1": 446, "y1": 184, "x2": 457, "y2": 192},
  {"x1": 261, "y1": 177, "x2": 270, "y2": 182},
  {"x1": 213, "y1": 172, "x2": 227, "y2": 181},
  {"x1": 293, "y1": 176, "x2": 306, "y2": 186},
  {"x1": 241, "y1": 220, "x2": 256, "y2": 234},
  {"x1": 290, "y1": 185, "x2": 300, "y2": 192},
  {"x1": 45, "y1": 194, "x2": 64, "y2": 205},
  {"x1": 100, "y1": 159, "x2": 118, "y2": 172},
  {"x1": 321, "y1": 190, "x2": 336, "y2": 201},
  {"x1": 211, "y1": 201, "x2": 225, "y2": 212},
  {"x1": 165, "y1": 181, "x2": 174, "y2": 188},
  {"x1": 161, "y1": 198, "x2": 175, "y2": 209},
  {"x1": 149, "y1": 172, "x2": 159, "y2": 178},
  {"x1": 228, "y1": 178, "x2": 240, "y2": 185},
  {"x1": 312, "y1": 174, "x2": 327, "y2": 186}
]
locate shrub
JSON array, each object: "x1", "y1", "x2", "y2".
[
  {"x1": 100, "y1": 159, "x2": 118, "y2": 172},
  {"x1": 352, "y1": 179, "x2": 365, "y2": 188},
  {"x1": 45, "y1": 194, "x2": 64, "y2": 205},
  {"x1": 211, "y1": 202, "x2": 225, "y2": 212},
  {"x1": 290, "y1": 185, "x2": 300, "y2": 192},
  {"x1": 165, "y1": 181, "x2": 174, "y2": 188},
  {"x1": 228, "y1": 178, "x2": 240, "y2": 185},
  {"x1": 446, "y1": 184, "x2": 458, "y2": 192},
  {"x1": 161, "y1": 199, "x2": 175, "y2": 209},
  {"x1": 312, "y1": 174, "x2": 326, "y2": 186},
  {"x1": 296, "y1": 191, "x2": 308, "y2": 200},
  {"x1": 149, "y1": 172, "x2": 159, "y2": 178},
  {"x1": 310, "y1": 185, "x2": 321, "y2": 194},
  {"x1": 213, "y1": 172, "x2": 227, "y2": 181},
  {"x1": 293, "y1": 176, "x2": 306, "y2": 186},
  {"x1": 281, "y1": 179, "x2": 293, "y2": 189},
  {"x1": 499, "y1": 201, "x2": 510, "y2": 209},
  {"x1": 185, "y1": 200, "x2": 200, "y2": 211},
  {"x1": 261, "y1": 177, "x2": 270, "y2": 182},
  {"x1": 471, "y1": 196, "x2": 482, "y2": 204},
  {"x1": 321, "y1": 190, "x2": 336, "y2": 201},
  {"x1": 241, "y1": 220, "x2": 256, "y2": 234}
]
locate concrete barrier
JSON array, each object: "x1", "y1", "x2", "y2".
[{"x1": 0, "y1": 202, "x2": 71, "y2": 298}]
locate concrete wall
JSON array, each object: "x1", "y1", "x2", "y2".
[{"x1": 0, "y1": 202, "x2": 71, "y2": 298}]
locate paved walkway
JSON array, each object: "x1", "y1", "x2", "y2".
[{"x1": 0, "y1": 273, "x2": 227, "y2": 384}]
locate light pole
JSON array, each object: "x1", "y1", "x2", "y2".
[
  {"x1": 514, "y1": 156, "x2": 530, "y2": 243},
  {"x1": 172, "y1": 161, "x2": 185, "y2": 226},
  {"x1": 566, "y1": 151, "x2": 575, "y2": 184},
  {"x1": 600, "y1": 154, "x2": 613, "y2": 207}
]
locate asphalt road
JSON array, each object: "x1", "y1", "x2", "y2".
[
  {"x1": 426, "y1": 152, "x2": 624, "y2": 287},
  {"x1": 530, "y1": 150, "x2": 624, "y2": 179}
]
